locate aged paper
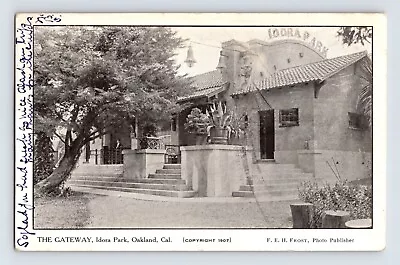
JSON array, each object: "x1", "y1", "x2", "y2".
[{"x1": 14, "y1": 13, "x2": 386, "y2": 251}]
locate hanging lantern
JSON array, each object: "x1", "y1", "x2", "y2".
[
  {"x1": 184, "y1": 45, "x2": 196, "y2": 68},
  {"x1": 216, "y1": 51, "x2": 227, "y2": 70}
]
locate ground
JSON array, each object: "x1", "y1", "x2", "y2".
[
  {"x1": 34, "y1": 191, "x2": 295, "y2": 229},
  {"x1": 34, "y1": 192, "x2": 97, "y2": 228}
]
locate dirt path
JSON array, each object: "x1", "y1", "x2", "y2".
[{"x1": 86, "y1": 195, "x2": 294, "y2": 228}]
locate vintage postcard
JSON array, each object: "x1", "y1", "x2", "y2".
[{"x1": 14, "y1": 13, "x2": 386, "y2": 251}]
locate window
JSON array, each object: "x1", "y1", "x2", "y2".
[
  {"x1": 348, "y1": 112, "x2": 367, "y2": 130},
  {"x1": 279, "y1": 108, "x2": 299, "y2": 127}
]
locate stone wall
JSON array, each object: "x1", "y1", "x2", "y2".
[
  {"x1": 181, "y1": 145, "x2": 254, "y2": 197},
  {"x1": 298, "y1": 149, "x2": 372, "y2": 183},
  {"x1": 122, "y1": 149, "x2": 165, "y2": 179}
]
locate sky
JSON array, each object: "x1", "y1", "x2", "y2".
[{"x1": 172, "y1": 27, "x2": 372, "y2": 77}]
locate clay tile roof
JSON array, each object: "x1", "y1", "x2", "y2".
[
  {"x1": 177, "y1": 70, "x2": 227, "y2": 102},
  {"x1": 232, "y1": 51, "x2": 368, "y2": 96}
]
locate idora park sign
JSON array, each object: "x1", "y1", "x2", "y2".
[{"x1": 267, "y1": 27, "x2": 329, "y2": 58}]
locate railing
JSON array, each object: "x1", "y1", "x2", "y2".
[
  {"x1": 88, "y1": 144, "x2": 180, "y2": 165},
  {"x1": 138, "y1": 137, "x2": 164, "y2": 150},
  {"x1": 90, "y1": 149, "x2": 100, "y2": 165},
  {"x1": 102, "y1": 147, "x2": 124, "y2": 164},
  {"x1": 164, "y1": 145, "x2": 181, "y2": 164},
  {"x1": 90, "y1": 148, "x2": 125, "y2": 165}
]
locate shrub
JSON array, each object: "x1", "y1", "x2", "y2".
[
  {"x1": 298, "y1": 180, "x2": 372, "y2": 228},
  {"x1": 34, "y1": 132, "x2": 55, "y2": 185},
  {"x1": 206, "y1": 101, "x2": 231, "y2": 129},
  {"x1": 184, "y1": 108, "x2": 209, "y2": 134}
]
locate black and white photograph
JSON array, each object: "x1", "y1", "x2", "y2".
[{"x1": 14, "y1": 13, "x2": 386, "y2": 251}]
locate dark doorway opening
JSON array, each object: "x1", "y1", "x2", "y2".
[{"x1": 259, "y1": 110, "x2": 275, "y2": 159}]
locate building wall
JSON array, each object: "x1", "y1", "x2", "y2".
[
  {"x1": 248, "y1": 40, "x2": 324, "y2": 75},
  {"x1": 219, "y1": 39, "x2": 323, "y2": 163},
  {"x1": 303, "y1": 61, "x2": 372, "y2": 182},
  {"x1": 177, "y1": 38, "x2": 372, "y2": 182},
  {"x1": 313, "y1": 63, "x2": 372, "y2": 152},
  {"x1": 229, "y1": 83, "x2": 315, "y2": 162},
  {"x1": 222, "y1": 39, "x2": 324, "y2": 97},
  {"x1": 298, "y1": 149, "x2": 371, "y2": 183}
]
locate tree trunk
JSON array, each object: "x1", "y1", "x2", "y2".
[
  {"x1": 35, "y1": 148, "x2": 81, "y2": 196},
  {"x1": 290, "y1": 203, "x2": 314, "y2": 228},
  {"x1": 322, "y1": 210, "x2": 350, "y2": 228}
]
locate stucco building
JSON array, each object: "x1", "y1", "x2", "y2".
[
  {"x1": 69, "y1": 29, "x2": 372, "y2": 198},
  {"x1": 173, "y1": 31, "x2": 371, "y2": 183}
]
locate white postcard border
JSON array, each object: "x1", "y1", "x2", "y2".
[{"x1": 14, "y1": 13, "x2": 386, "y2": 251}]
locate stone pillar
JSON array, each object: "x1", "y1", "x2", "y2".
[
  {"x1": 103, "y1": 133, "x2": 111, "y2": 147},
  {"x1": 181, "y1": 145, "x2": 254, "y2": 197},
  {"x1": 122, "y1": 149, "x2": 165, "y2": 179},
  {"x1": 130, "y1": 133, "x2": 138, "y2": 150}
]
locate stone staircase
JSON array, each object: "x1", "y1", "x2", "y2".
[
  {"x1": 68, "y1": 164, "x2": 196, "y2": 198},
  {"x1": 232, "y1": 161, "x2": 318, "y2": 200}
]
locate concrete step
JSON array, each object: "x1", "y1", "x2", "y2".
[
  {"x1": 69, "y1": 184, "x2": 196, "y2": 198},
  {"x1": 70, "y1": 176, "x2": 125, "y2": 181},
  {"x1": 163, "y1": 164, "x2": 181, "y2": 170},
  {"x1": 72, "y1": 165, "x2": 124, "y2": 175},
  {"x1": 254, "y1": 162, "x2": 297, "y2": 169},
  {"x1": 156, "y1": 169, "x2": 181, "y2": 174},
  {"x1": 253, "y1": 168, "x2": 305, "y2": 174},
  {"x1": 248, "y1": 176, "x2": 319, "y2": 185},
  {"x1": 148, "y1": 173, "x2": 182, "y2": 179},
  {"x1": 232, "y1": 189, "x2": 299, "y2": 199},
  {"x1": 71, "y1": 172, "x2": 124, "y2": 177},
  {"x1": 68, "y1": 179, "x2": 190, "y2": 191},
  {"x1": 249, "y1": 172, "x2": 314, "y2": 180},
  {"x1": 232, "y1": 191, "x2": 255, "y2": 198},
  {"x1": 70, "y1": 175, "x2": 124, "y2": 181},
  {"x1": 123, "y1": 178, "x2": 186, "y2": 185},
  {"x1": 69, "y1": 176, "x2": 187, "y2": 185},
  {"x1": 239, "y1": 183, "x2": 300, "y2": 192}
]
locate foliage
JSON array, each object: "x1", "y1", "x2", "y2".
[
  {"x1": 33, "y1": 132, "x2": 55, "y2": 185},
  {"x1": 337, "y1": 27, "x2": 372, "y2": 46},
  {"x1": 184, "y1": 108, "x2": 209, "y2": 134},
  {"x1": 228, "y1": 112, "x2": 248, "y2": 139},
  {"x1": 298, "y1": 180, "x2": 372, "y2": 228},
  {"x1": 206, "y1": 101, "x2": 231, "y2": 129},
  {"x1": 336, "y1": 27, "x2": 372, "y2": 129},
  {"x1": 141, "y1": 122, "x2": 158, "y2": 137},
  {"x1": 356, "y1": 58, "x2": 373, "y2": 127},
  {"x1": 34, "y1": 26, "x2": 189, "y2": 194}
]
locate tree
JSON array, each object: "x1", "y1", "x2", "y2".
[
  {"x1": 34, "y1": 26, "x2": 189, "y2": 195},
  {"x1": 357, "y1": 58, "x2": 372, "y2": 127},
  {"x1": 337, "y1": 27, "x2": 372, "y2": 127},
  {"x1": 337, "y1": 27, "x2": 372, "y2": 46}
]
